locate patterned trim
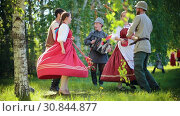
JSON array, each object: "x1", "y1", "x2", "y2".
[
  {"x1": 126, "y1": 60, "x2": 134, "y2": 62},
  {"x1": 101, "y1": 74, "x2": 135, "y2": 77},
  {"x1": 37, "y1": 63, "x2": 88, "y2": 71}
]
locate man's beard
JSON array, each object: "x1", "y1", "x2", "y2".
[{"x1": 136, "y1": 10, "x2": 140, "y2": 15}]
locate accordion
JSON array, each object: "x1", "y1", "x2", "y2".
[{"x1": 91, "y1": 37, "x2": 111, "y2": 54}]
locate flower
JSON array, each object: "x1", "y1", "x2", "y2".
[{"x1": 100, "y1": 87, "x2": 104, "y2": 90}]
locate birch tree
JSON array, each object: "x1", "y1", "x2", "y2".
[{"x1": 12, "y1": 0, "x2": 30, "y2": 100}]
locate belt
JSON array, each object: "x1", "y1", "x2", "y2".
[{"x1": 129, "y1": 38, "x2": 149, "y2": 45}]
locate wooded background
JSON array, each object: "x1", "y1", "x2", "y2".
[{"x1": 0, "y1": 0, "x2": 180, "y2": 79}]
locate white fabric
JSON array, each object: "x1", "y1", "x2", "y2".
[
  {"x1": 111, "y1": 26, "x2": 122, "y2": 40},
  {"x1": 49, "y1": 20, "x2": 59, "y2": 40},
  {"x1": 57, "y1": 23, "x2": 69, "y2": 42},
  {"x1": 118, "y1": 40, "x2": 135, "y2": 69},
  {"x1": 111, "y1": 24, "x2": 132, "y2": 40},
  {"x1": 112, "y1": 24, "x2": 134, "y2": 69}
]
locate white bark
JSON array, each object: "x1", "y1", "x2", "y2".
[
  {"x1": 72, "y1": 0, "x2": 81, "y2": 50},
  {"x1": 83, "y1": 0, "x2": 88, "y2": 10},
  {"x1": 12, "y1": 0, "x2": 30, "y2": 99}
]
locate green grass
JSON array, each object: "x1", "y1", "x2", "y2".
[{"x1": 0, "y1": 65, "x2": 180, "y2": 101}]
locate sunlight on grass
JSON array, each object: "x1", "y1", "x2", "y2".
[{"x1": 0, "y1": 65, "x2": 179, "y2": 101}]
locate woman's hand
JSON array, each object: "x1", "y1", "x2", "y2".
[
  {"x1": 121, "y1": 40, "x2": 126, "y2": 44},
  {"x1": 107, "y1": 47, "x2": 112, "y2": 53},
  {"x1": 115, "y1": 37, "x2": 122, "y2": 41},
  {"x1": 71, "y1": 36, "x2": 75, "y2": 41},
  {"x1": 131, "y1": 36, "x2": 138, "y2": 41},
  {"x1": 62, "y1": 48, "x2": 66, "y2": 54}
]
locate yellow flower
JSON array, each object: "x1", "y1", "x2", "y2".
[{"x1": 100, "y1": 87, "x2": 104, "y2": 90}]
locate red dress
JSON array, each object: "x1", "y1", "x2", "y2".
[
  {"x1": 177, "y1": 50, "x2": 180, "y2": 62},
  {"x1": 37, "y1": 30, "x2": 88, "y2": 79},
  {"x1": 170, "y1": 52, "x2": 176, "y2": 66},
  {"x1": 177, "y1": 50, "x2": 180, "y2": 58},
  {"x1": 100, "y1": 28, "x2": 136, "y2": 83}
]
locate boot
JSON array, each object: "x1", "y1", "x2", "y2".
[{"x1": 50, "y1": 78, "x2": 60, "y2": 91}]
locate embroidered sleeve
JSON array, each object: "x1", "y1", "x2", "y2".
[
  {"x1": 84, "y1": 31, "x2": 94, "y2": 45},
  {"x1": 126, "y1": 15, "x2": 140, "y2": 37}
]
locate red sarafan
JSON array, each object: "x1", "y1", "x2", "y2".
[
  {"x1": 177, "y1": 50, "x2": 180, "y2": 58},
  {"x1": 100, "y1": 45, "x2": 136, "y2": 82},
  {"x1": 101, "y1": 26, "x2": 136, "y2": 82},
  {"x1": 37, "y1": 30, "x2": 88, "y2": 79},
  {"x1": 170, "y1": 52, "x2": 176, "y2": 66}
]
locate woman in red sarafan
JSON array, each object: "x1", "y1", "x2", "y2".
[
  {"x1": 170, "y1": 52, "x2": 176, "y2": 66},
  {"x1": 37, "y1": 12, "x2": 88, "y2": 95},
  {"x1": 101, "y1": 11, "x2": 137, "y2": 90}
]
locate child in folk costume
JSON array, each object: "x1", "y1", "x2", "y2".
[
  {"x1": 84, "y1": 17, "x2": 110, "y2": 86},
  {"x1": 101, "y1": 11, "x2": 137, "y2": 90},
  {"x1": 37, "y1": 12, "x2": 88, "y2": 95}
]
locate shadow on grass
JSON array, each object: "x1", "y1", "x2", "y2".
[{"x1": 42, "y1": 90, "x2": 96, "y2": 100}]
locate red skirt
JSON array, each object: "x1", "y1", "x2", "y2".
[
  {"x1": 170, "y1": 53, "x2": 176, "y2": 66},
  {"x1": 101, "y1": 45, "x2": 136, "y2": 82},
  {"x1": 37, "y1": 39, "x2": 88, "y2": 79}
]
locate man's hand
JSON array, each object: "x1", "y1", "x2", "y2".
[
  {"x1": 131, "y1": 36, "x2": 138, "y2": 41},
  {"x1": 107, "y1": 47, "x2": 112, "y2": 53},
  {"x1": 91, "y1": 40, "x2": 96, "y2": 44}
]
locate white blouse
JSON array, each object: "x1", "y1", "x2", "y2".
[
  {"x1": 111, "y1": 26, "x2": 122, "y2": 40},
  {"x1": 57, "y1": 23, "x2": 69, "y2": 42},
  {"x1": 111, "y1": 24, "x2": 131, "y2": 40},
  {"x1": 112, "y1": 24, "x2": 134, "y2": 70},
  {"x1": 49, "y1": 20, "x2": 59, "y2": 40}
]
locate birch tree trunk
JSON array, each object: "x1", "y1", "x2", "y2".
[{"x1": 12, "y1": 0, "x2": 30, "y2": 100}]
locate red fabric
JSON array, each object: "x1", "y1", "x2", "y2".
[
  {"x1": 37, "y1": 30, "x2": 88, "y2": 79},
  {"x1": 120, "y1": 28, "x2": 128, "y2": 38},
  {"x1": 177, "y1": 50, "x2": 180, "y2": 58},
  {"x1": 120, "y1": 28, "x2": 130, "y2": 47},
  {"x1": 121, "y1": 39, "x2": 128, "y2": 47},
  {"x1": 170, "y1": 52, "x2": 176, "y2": 66},
  {"x1": 100, "y1": 45, "x2": 136, "y2": 82}
]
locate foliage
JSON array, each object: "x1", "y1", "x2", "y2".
[
  {"x1": 118, "y1": 59, "x2": 130, "y2": 84},
  {"x1": 0, "y1": 0, "x2": 14, "y2": 77},
  {"x1": 0, "y1": 0, "x2": 180, "y2": 78}
]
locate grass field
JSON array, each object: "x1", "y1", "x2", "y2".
[{"x1": 0, "y1": 65, "x2": 180, "y2": 101}]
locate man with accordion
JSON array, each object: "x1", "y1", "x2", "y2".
[{"x1": 84, "y1": 17, "x2": 111, "y2": 86}]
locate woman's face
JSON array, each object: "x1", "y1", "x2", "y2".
[
  {"x1": 65, "y1": 14, "x2": 72, "y2": 24},
  {"x1": 121, "y1": 12, "x2": 129, "y2": 23}
]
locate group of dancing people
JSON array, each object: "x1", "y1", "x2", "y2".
[{"x1": 37, "y1": 1, "x2": 160, "y2": 95}]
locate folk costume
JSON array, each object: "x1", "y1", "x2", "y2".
[
  {"x1": 126, "y1": 1, "x2": 160, "y2": 92},
  {"x1": 37, "y1": 23, "x2": 88, "y2": 79},
  {"x1": 177, "y1": 49, "x2": 180, "y2": 66},
  {"x1": 45, "y1": 20, "x2": 61, "y2": 91},
  {"x1": 170, "y1": 52, "x2": 176, "y2": 66},
  {"x1": 84, "y1": 17, "x2": 109, "y2": 86},
  {"x1": 101, "y1": 24, "x2": 136, "y2": 84}
]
